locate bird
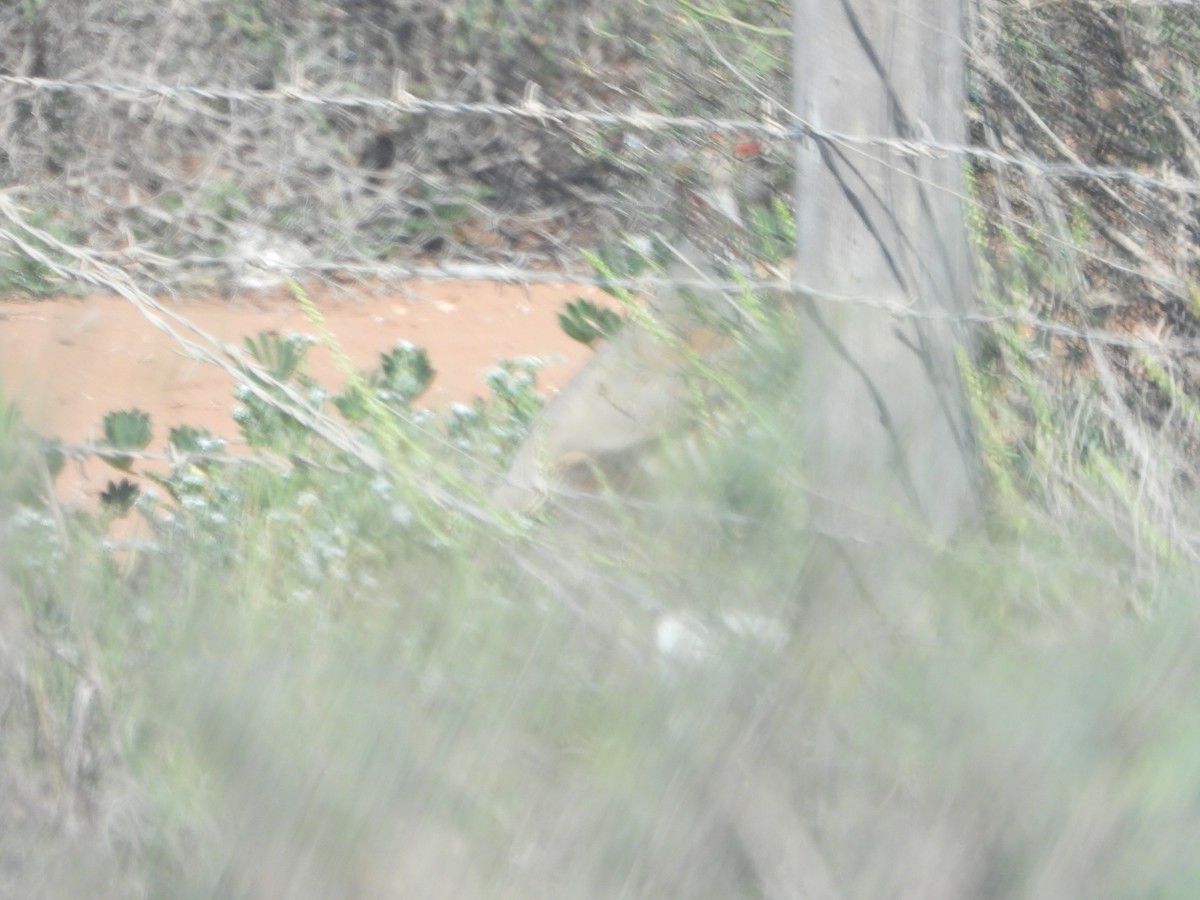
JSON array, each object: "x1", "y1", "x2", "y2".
[{"x1": 491, "y1": 137, "x2": 770, "y2": 515}]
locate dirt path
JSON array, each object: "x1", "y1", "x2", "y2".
[{"x1": 1, "y1": 278, "x2": 600, "y2": 507}]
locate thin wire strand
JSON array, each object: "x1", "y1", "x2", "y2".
[
  {"x1": 3, "y1": 215, "x2": 1196, "y2": 355},
  {"x1": 2, "y1": 73, "x2": 1198, "y2": 195}
]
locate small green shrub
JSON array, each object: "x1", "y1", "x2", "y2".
[
  {"x1": 99, "y1": 408, "x2": 152, "y2": 471},
  {"x1": 558, "y1": 298, "x2": 623, "y2": 347},
  {"x1": 0, "y1": 210, "x2": 78, "y2": 297},
  {"x1": 99, "y1": 477, "x2": 140, "y2": 516},
  {"x1": 336, "y1": 342, "x2": 436, "y2": 420},
  {"x1": 235, "y1": 332, "x2": 321, "y2": 449}
]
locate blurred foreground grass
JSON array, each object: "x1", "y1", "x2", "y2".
[{"x1": 2, "y1": 358, "x2": 1199, "y2": 899}]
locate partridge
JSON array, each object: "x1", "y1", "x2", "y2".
[{"x1": 492, "y1": 138, "x2": 767, "y2": 513}]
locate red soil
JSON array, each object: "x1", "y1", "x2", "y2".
[{"x1": 0, "y1": 278, "x2": 600, "y2": 508}]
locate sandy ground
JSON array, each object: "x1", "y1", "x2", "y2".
[{"x1": 0, "y1": 278, "x2": 600, "y2": 508}]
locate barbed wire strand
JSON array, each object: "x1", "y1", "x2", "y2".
[
  {"x1": 2, "y1": 74, "x2": 1198, "y2": 196},
  {"x1": 3, "y1": 212, "x2": 1197, "y2": 358},
  {"x1": 1, "y1": 69, "x2": 1197, "y2": 367},
  {"x1": 2, "y1": 69, "x2": 1192, "y2": 307}
]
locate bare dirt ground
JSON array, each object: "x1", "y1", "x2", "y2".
[{"x1": 0, "y1": 278, "x2": 600, "y2": 508}]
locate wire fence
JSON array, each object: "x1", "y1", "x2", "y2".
[
  {"x1": 1, "y1": 67, "x2": 1196, "y2": 332},
  {"x1": 2, "y1": 73, "x2": 1197, "y2": 194},
  {"x1": 5, "y1": 10, "x2": 1200, "y2": 898},
  {"x1": 2, "y1": 0, "x2": 1200, "y2": 544}
]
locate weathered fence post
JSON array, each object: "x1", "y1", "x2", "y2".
[{"x1": 792, "y1": 0, "x2": 979, "y2": 595}]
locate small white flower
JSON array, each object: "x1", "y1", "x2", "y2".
[
  {"x1": 181, "y1": 494, "x2": 208, "y2": 511},
  {"x1": 182, "y1": 472, "x2": 207, "y2": 489},
  {"x1": 655, "y1": 613, "x2": 712, "y2": 663},
  {"x1": 196, "y1": 434, "x2": 226, "y2": 452}
]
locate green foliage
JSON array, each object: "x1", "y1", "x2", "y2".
[
  {"x1": 650, "y1": 0, "x2": 789, "y2": 118},
  {"x1": 216, "y1": 0, "x2": 275, "y2": 44},
  {"x1": 584, "y1": 244, "x2": 654, "y2": 301},
  {"x1": 243, "y1": 330, "x2": 308, "y2": 381},
  {"x1": 202, "y1": 177, "x2": 252, "y2": 227},
  {"x1": 0, "y1": 389, "x2": 21, "y2": 449},
  {"x1": 19, "y1": 0, "x2": 47, "y2": 20},
  {"x1": 1138, "y1": 353, "x2": 1200, "y2": 432},
  {"x1": 481, "y1": 358, "x2": 544, "y2": 435},
  {"x1": 334, "y1": 343, "x2": 435, "y2": 419},
  {"x1": 354, "y1": 183, "x2": 495, "y2": 261},
  {"x1": 0, "y1": 212, "x2": 72, "y2": 298},
  {"x1": 329, "y1": 383, "x2": 371, "y2": 423},
  {"x1": 747, "y1": 195, "x2": 794, "y2": 265},
  {"x1": 168, "y1": 425, "x2": 221, "y2": 457},
  {"x1": 444, "y1": 358, "x2": 546, "y2": 467},
  {"x1": 0, "y1": 389, "x2": 50, "y2": 506},
  {"x1": 136, "y1": 427, "x2": 229, "y2": 506},
  {"x1": 99, "y1": 408, "x2": 152, "y2": 471},
  {"x1": 1187, "y1": 278, "x2": 1200, "y2": 322},
  {"x1": 235, "y1": 331, "x2": 320, "y2": 449},
  {"x1": 558, "y1": 298, "x2": 623, "y2": 347},
  {"x1": 448, "y1": 0, "x2": 561, "y2": 53},
  {"x1": 376, "y1": 342, "x2": 435, "y2": 405},
  {"x1": 99, "y1": 477, "x2": 140, "y2": 516}
]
